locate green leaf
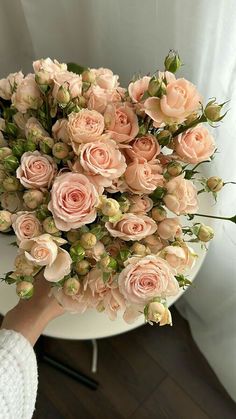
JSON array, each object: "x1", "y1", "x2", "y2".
[
  {"x1": 67, "y1": 62, "x2": 88, "y2": 75},
  {"x1": 103, "y1": 271, "x2": 111, "y2": 283}
]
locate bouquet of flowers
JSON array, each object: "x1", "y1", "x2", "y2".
[{"x1": 0, "y1": 51, "x2": 234, "y2": 325}]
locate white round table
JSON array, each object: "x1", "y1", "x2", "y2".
[{"x1": 0, "y1": 196, "x2": 210, "y2": 340}]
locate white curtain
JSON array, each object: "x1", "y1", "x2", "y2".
[{"x1": 1, "y1": 0, "x2": 236, "y2": 401}]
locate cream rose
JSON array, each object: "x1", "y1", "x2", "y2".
[
  {"x1": 118, "y1": 255, "x2": 179, "y2": 304},
  {"x1": 12, "y1": 212, "x2": 42, "y2": 242},
  {"x1": 0, "y1": 71, "x2": 24, "y2": 100},
  {"x1": 67, "y1": 109, "x2": 105, "y2": 145},
  {"x1": 174, "y1": 126, "x2": 216, "y2": 164},
  {"x1": 91, "y1": 67, "x2": 119, "y2": 90},
  {"x1": 52, "y1": 71, "x2": 82, "y2": 100},
  {"x1": 52, "y1": 119, "x2": 70, "y2": 143},
  {"x1": 20, "y1": 234, "x2": 72, "y2": 282},
  {"x1": 128, "y1": 76, "x2": 151, "y2": 103},
  {"x1": 147, "y1": 302, "x2": 172, "y2": 326},
  {"x1": 164, "y1": 174, "x2": 198, "y2": 215},
  {"x1": 33, "y1": 58, "x2": 67, "y2": 84},
  {"x1": 144, "y1": 77, "x2": 202, "y2": 127},
  {"x1": 105, "y1": 213, "x2": 157, "y2": 241},
  {"x1": 125, "y1": 160, "x2": 163, "y2": 194},
  {"x1": 104, "y1": 103, "x2": 139, "y2": 143},
  {"x1": 103, "y1": 288, "x2": 126, "y2": 320},
  {"x1": 160, "y1": 244, "x2": 196, "y2": 273},
  {"x1": 16, "y1": 151, "x2": 57, "y2": 189},
  {"x1": 126, "y1": 134, "x2": 160, "y2": 162},
  {"x1": 12, "y1": 74, "x2": 43, "y2": 113},
  {"x1": 48, "y1": 172, "x2": 99, "y2": 231},
  {"x1": 157, "y1": 217, "x2": 182, "y2": 240}
]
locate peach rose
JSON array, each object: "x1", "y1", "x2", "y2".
[
  {"x1": 16, "y1": 151, "x2": 57, "y2": 189},
  {"x1": 144, "y1": 78, "x2": 202, "y2": 127},
  {"x1": 157, "y1": 217, "x2": 182, "y2": 241},
  {"x1": 174, "y1": 125, "x2": 216, "y2": 164},
  {"x1": 33, "y1": 58, "x2": 67, "y2": 84},
  {"x1": 85, "y1": 241, "x2": 105, "y2": 262},
  {"x1": 128, "y1": 195, "x2": 153, "y2": 214},
  {"x1": 128, "y1": 76, "x2": 151, "y2": 103},
  {"x1": 67, "y1": 110, "x2": 105, "y2": 144},
  {"x1": 104, "y1": 103, "x2": 139, "y2": 143},
  {"x1": 0, "y1": 71, "x2": 24, "y2": 100},
  {"x1": 52, "y1": 70, "x2": 82, "y2": 100},
  {"x1": 102, "y1": 288, "x2": 126, "y2": 320},
  {"x1": 12, "y1": 211, "x2": 42, "y2": 242},
  {"x1": 12, "y1": 74, "x2": 43, "y2": 113},
  {"x1": 118, "y1": 255, "x2": 179, "y2": 304},
  {"x1": 87, "y1": 85, "x2": 122, "y2": 114},
  {"x1": 126, "y1": 134, "x2": 160, "y2": 162},
  {"x1": 48, "y1": 172, "x2": 99, "y2": 231},
  {"x1": 79, "y1": 139, "x2": 127, "y2": 184},
  {"x1": 52, "y1": 119, "x2": 70, "y2": 143},
  {"x1": 25, "y1": 117, "x2": 49, "y2": 143},
  {"x1": 125, "y1": 160, "x2": 163, "y2": 194},
  {"x1": 20, "y1": 234, "x2": 72, "y2": 282},
  {"x1": 143, "y1": 234, "x2": 166, "y2": 253},
  {"x1": 160, "y1": 244, "x2": 196, "y2": 274},
  {"x1": 91, "y1": 67, "x2": 119, "y2": 90},
  {"x1": 164, "y1": 174, "x2": 198, "y2": 215},
  {"x1": 105, "y1": 213, "x2": 157, "y2": 241}
]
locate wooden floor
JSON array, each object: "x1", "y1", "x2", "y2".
[{"x1": 31, "y1": 308, "x2": 236, "y2": 419}]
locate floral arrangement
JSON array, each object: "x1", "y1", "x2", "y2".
[{"x1": 0, "y1": 51, "x2": 234, "y2": 325}]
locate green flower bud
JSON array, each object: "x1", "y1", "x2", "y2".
[
  {"x1": 56, "y1": 86, "x2": 71, "y2": 105},
  {"x1": 25, "y1": 140, "x2": 37, "y2": 152},
  {"x1": 5, "y1": 122, "x2": 18, "y2": 137},
  {"x1": 43, "y1": 216, "x2": 59, "y2": 234},
  {"x1": 3, "y1": 155, "x2": 19, "y2": 171},
  {"x1": 52, "y1": 142, "x2": 70, "y2": 159},
  {"x1": 70, "y1": 242, "x2": 85, "y2": 262},
  {"x1": 204, "y1": 103, "x2": 222, "y2": 122},
  {"x1": 150, "y1": 186, "x2": 167, "y2": 202},
  {"x1": 0, "y1": 210, "x2": 12, "y2": 232},
  {"x1": 117, "y1": 196, "x2": 130, "y2": 213},
  {"x1": 36, "y1": 204, "x2": 51, "y2": 221},
  {"x1": 12, "y1": 140, "x2": 25, "y2": 158},
  {"x1": 75, "y1": 259, "x2": 90, "y2": 276},
  {"x1": 0, "y1": 147, "x2": 12, "y2": 161},
  {"x1": 82, "y1": 70, "x2": 96, "y2": 84},
  {"x1": 3, "y1": 176, "x2": 21, "y2": 192},
  {"x1": 16, "y1": 281, "x2": 34, "y2": 299},
  {"x1": 167, "y1": 161, "x2": 182, "y2": 177},
  {"x1": 151, "y1": 206, "x2": 167, "y2": 222},
  {"x1": 80, "y1": 232, "x2": 97, "y2": 249},
  {"x1": 66, "y1": 230, "x2": 81, "y2": 244},
  {"x1": 197, "y1": 224, "x2": 214, "y2": 242},
  {"x1": 63, "y1": 277, "x2": 80, "y2": 296},
  {"x1": 35, "y1": 70, "x2": 51, "y2": 85},
  {"x1": 130, "y1": 242, "x2": 147, "y2": 256},
  {"x1": 164, "y1": 50, "x2": 182, "y2": 73},
  {"x1": 156, "y1": 130, "x2": 172, "y2": 146},
  {"x1": 40, "y1": 137, "x2": 54, "y2": 154},
  {"x1": 206, "y1": 176, "x2": 224, "y2": 193},
  {"x1": 148, "y1": 77, "x2": 166, "y2": 97},
  {"x1": 101, "y1": 198, "x2": 120, "y2": 217}
]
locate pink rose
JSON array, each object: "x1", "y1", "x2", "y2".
[
  {"x1": 85, "y1": 241, "x2": 105, "y2": 262},
  {"x1": 126, "y1": 134, "x2": 160, "y2": 162},
  {"x1": 174, "y1": 125, "x2": 216, "y2": 164},
  {"x1": 48, "y1": 172, "x2": 99, "y2": 231},
  {"x1": 144, "y1": 78, "x2": 202, "y2": 127},
  {"x1": 106, "y1": 239, "x2": 123, "y2": 257},
  {"x1": 0, "y1": 71, "x2": 24, "y2": 100},
  {"x1": 125, "y1": 160, "x2": 163, "y2": 194},
  {"x1": 52, "y1": 286, "x2": 93, "y2": 314},
  {"x1": 20, "y1": 234, "x2": 72, "y2": 282},
  {"x1": 157, "y1": 217, "x2": 182, "y2": 240},
  {"x1": 91, "y1": 67, "x2": 119, "y2": 90},
  {"x1": 118, "y1": 255, "x2": 179, "y2": 304},
  {"x1": 25, "y1": 117, "x2": 49, "y2": 143},
  {"x1": 128, "y1": 76, "x2": 151, "y2": 103},
  {"x1": 86, "y1": 268, "x2": 115, "y2": 300},
  {"x1": 52, "y1": 71, "x2": 82, "y2": 100},
  {"x1": 16, "y1": 151, "x2": 57, "y2": 189},
  {"x1": 67, "y1": 110, "x2": 105, "y2": 145},
  {"x1": 128, "y1": 195, "x2": 153, "y2": 214},
  {"x1": 105, "y1": 213, "x2": 157, "y2": 241},
  {"x1": 160, "y1": 244, "x2": 196, "y2": 274},
  {"x1": 102, "y1": 288, "x2": 126, "y2": 320},
  {"x1": 104, "y1": 103, "x2": 139, "y2": 143},
  {"x1": 87, "y1": 85, "x2": 122, "y2": 114},
  {"x1": 106, "y1": 177, "x2": 128, "y2": 194},
  {"x1": 52, "y1": 119, "x2": 70, "y2": 143},
  {"x1": 12, "y1": 212, "x2": 42, "y2": 242},
  {"x1": 143, "y1": 234, "x2": 166, "y2": 253},
  {"x1": 164, "y1": 174, "x2": 198, "y2": 215},
  {"x1": 79, "y1": 139, "x2": 127, "y2": 186},
  {"x1": 33, "y1": 58, "x2": 67, "y2": 84},
  {"x1": 12, "y1": 74, "x2": 43, "y2": 113}
]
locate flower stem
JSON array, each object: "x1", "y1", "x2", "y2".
[
  {"x1": 173, "y1": 114, "x2": 207, "y2": 137},
  {"x1": 194, "y1": 213, "x2": 236, "y2": 223}
]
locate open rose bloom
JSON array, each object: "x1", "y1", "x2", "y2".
[{"x1": 0, "y1": 52, "x2": 226, "y2": 326}]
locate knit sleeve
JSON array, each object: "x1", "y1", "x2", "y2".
[{"x1": 0, "y1": 329, "x2": 38, "y2": 419}]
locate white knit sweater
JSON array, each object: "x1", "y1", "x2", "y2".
[{"x1": 0, "y1": 329, "x2": 38, "y2": 419}]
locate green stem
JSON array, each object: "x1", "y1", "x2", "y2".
[
  {"x1": 173, "y1": 114, "x2": 207, "y2": 137},
  {"x1": 194, "y1": 213, "x2": 236, "y2": 223},
  {"x1": 224, "y1": 182, "x2": 236, "y2": 186},
  {"x1": 197, "y1": 189, "x2": 205, "y2": 195}
]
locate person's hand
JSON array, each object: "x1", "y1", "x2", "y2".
[{"x1": 1, "y1": 271, "x2": 65, "y2": 346}]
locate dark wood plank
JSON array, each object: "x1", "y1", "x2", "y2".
[{"x1": 129, "y1": 376, "x2": 210, "y2": 419}]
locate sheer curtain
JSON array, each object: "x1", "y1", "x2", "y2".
[{"x1": 1, "y1": 0, "x2": 236, "y2": 401}]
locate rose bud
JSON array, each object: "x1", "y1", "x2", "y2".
[
  {"x1": 23, "y1": 189, "x2": 44, "y2": 209},
  {"x1": 0, "y1": 210, "x2": 12, "y2": 232},
  {"x1": 3, "y1": 155, "x2": 19, "y2": 172},
  {"x1": 36, "y1": 204, "x2": 51, "y2": 221},
  {"x1": 56, "y1": 86, "x2": 71, "y2": 105},
  {"x1": 204, "y1": 103, "x2": 222, "y2": 122},
  {"x1": 80, "y1": 232, "x2": 97, "y2": 249},
  {"x1": 151, "y1": 206, "x2": 167, "y2": 222},
  {"x1": 164, "y1": 50, "x2": 182, "y2": 73},
  {"x1": 1, "y1": 191, "x2": 24, "y2": 212},
  {"x1": 206, "y1": 176, "x2": 224, "y2": 193},
  {"x1": 25, "y1": 139, "x2": 37, "y2": 152},
  {"x1": 77, "y1": 95, "x2": 86, "y2": 108},
  {"x1": 130, "y1": 242, "x2": 147, "y2": 256},
  {"x1": 0, "y1": 147, "x2": 12, "y2": 161},
  {"x1": 167, "y1": 161, "x2": 182, "y2": 177},
  {"x1": 16, "y1": 281, "x2": 34, "y2": 299},
  {"x1": 52, "y1": 142, "x2": 70, "y2": 159},
  {"x1": 70, "y1": 242, "x2": 85, "y2": 262},
  {"x1": 66, "y1": 230, "x2": 81, "y2": 244},
  {"x1": 3, "y1": 176, "x2": 21, "y2": 192},
  {"x1": 63, "y1": 277, "x2": 80, "y2": 296},
  {"x1": 101, "y1": 198, "x2": 120, "y2": 217},
  {"x1": 40, "y1": 137, "x2": 54, "y2": 154},
  {"x1": 100, "y1": 254, "x2": 118, "y2": 271},
  {"x1": 117, "y1": 196, "x2": 130, "y2": 213},
  {"x1": 12, "y1": 140, "x2": 25, "y2": 158},
  {"x1": 146, "y1": 301, "x2": 172, "y2": 325},
  {"x1": 43, "y1": 216, "x2": 59, "y2": 234},
  {"x1": 148, "y1": 77, "x2": 166, "y2": 97},
  {"x1": 197, "y1": 224, "x2": 214, "y2": 242},
  {"x1": 156, "y1": 130, "x2": 172, "y2": 146},
  {"x1": 82, "y1": 70, "x2": 96, "y2": 84},
  {"x1": 35, "y1": 69, "x2": 51, "y2": 86},
  {"x1": 185, "y1": 112, "x2": 199, "y2": 125},
  {"x1": 75, "y1": 259, "x2": 90, "y2": 276}
]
